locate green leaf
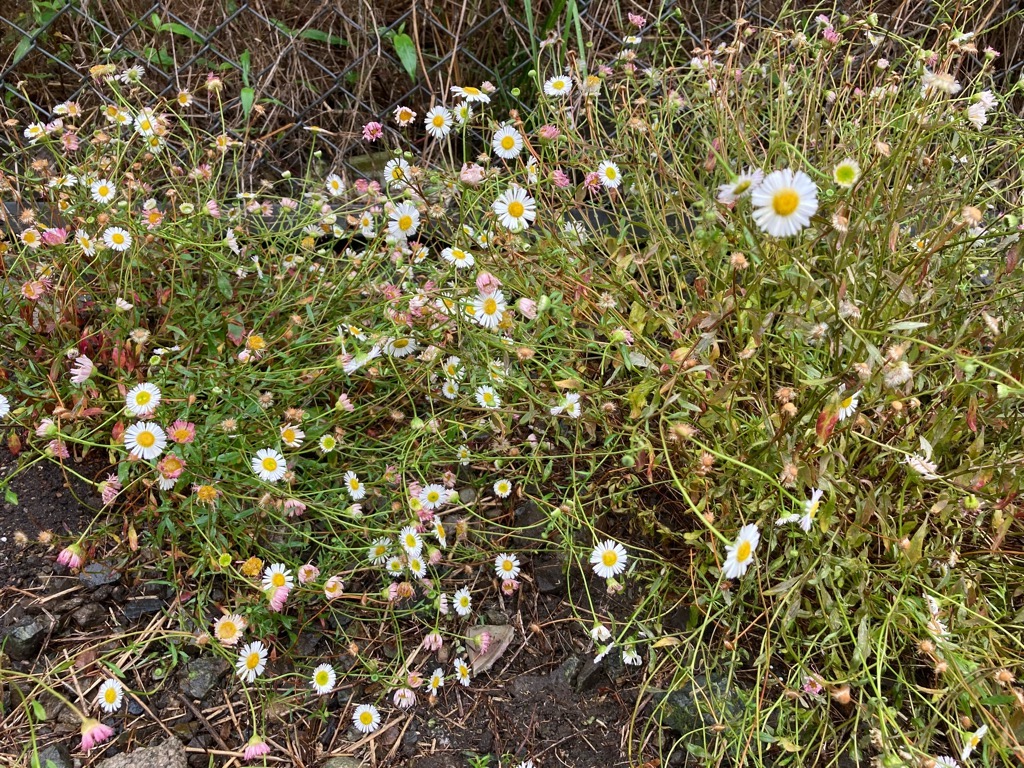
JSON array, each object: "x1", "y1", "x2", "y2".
[
  {"x1": 239, "y1": 50, "x2": 251, "y2": 86},
  {"x1": 297, "y1": 28, "x2": 347, "y2": 46},
  {"x1": 240, "y1": 87, "x2": 255, "y2": 119},
  {"x1": 392, "y1": 33, "x2": 417, "y2": 81},
  {"x1": 162, "y1": 22, "x2": 206, "y2": 44},
  {"x1": 30, "y1": 699, "x2": 46, "y2": 721},
  {"x1": 5, "y1": 488, "x2": 17, "y2": 505},
  {"x1": 12, "y1": 36, "x2": 35, "y2": 67},
  {"x1": 216, "y1": 272, "x2": 233, "y2": 300},
  {"x1": 906, "y1": 519, "x2": 928, "y2": 565}
]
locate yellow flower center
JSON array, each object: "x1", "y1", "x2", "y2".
[
  {"x1": 605, "y1": 167, "x2": 617, "y2": 179},
  {"x1": 98, "y1": 186, "x2": 109, "y2": 197},
  {"x1": 483, "y1": 297, "x2": 498, "y2": 315},
  {"x1": 272, "y1": 573, "x2": 285, "y2": 587},
  {"x1": 734, "y1": 180, "x2": 751, "y2": 194},
  {"x1": 220, "y1": 621, "x2": 237, "y2": 638},
  {"x1": 508, "y1": 201, "x2": 525, "y2": 218},
  {"x1": 197, "y1": 485, "x2": 216, "y2": 502},
  {"x1": 736, "y1": 541, "x2": 752, "y2": 562},
  {"x1": 502, "y1": 560, "x2": 514, "y2": 571},
  {"x1": 359, "y1": 711, "x2": 374, "y2": 725},
  {"x1": 399, "y1": 110, "x2": 412, "y2": 121},
  {"x1": 501, "y1": 136, "x2": 516, "y2": 150},
  {"x1": 392, "y1": 167, "x2": 405, "y2": 180},
  {"x1": 398, "y1": 215, "x2": 413, "y2": 231},
  {"x1": 262, "y1": 457, "x2": 278, "y2": 472},
  {"x1": 162, "y1": 457, "x2": 182, "y2": 473},
  {"x1": 602, "y1": 550, "x2": 618, "y2": 567},
  {"x1": 139, "y1": 120, "x2": 151, "y2": 132},
  {"x1": 136, "y1": 430, "x2": 155, "y2": 448},
  {"x1": 316, "y1": 671, "x2": 329, "y2": 685},
  {"x1": 349, "y1": 478, "x2": 360, "y2": 489},
  {"x1": 283, "y1": 428, "x2": 295, "y2": 443},
  {"x1": 112, "y1": 233, "x2": 125, "y2": 244},
  {"x1": 771, "y1": 189, "x2": 800, "y2": 216},
  {"x1": 836, "y1": 166, "x2": 855, "y2": 184},
  {"x1": 135, "y1": 390, "x2": 151, "y2": 405},
  {"x1": 248, "y1": 335, "x2": 265, "y2": 350},
  {"x1": 841, "y1": 396, "x2": 853, "y2": 409},
  {"x1": 483, "y1": 393, "x2": 494, "y2": 404},
  {"x1": 104, "y1": 688, "x2": 118, "y2": 703},
  {"x1": 246, "y1": 652, "x2": 260, "y2": 669},
  {"x1": 464, "y1": 87, "x2": 480, "y2": 96},
  {"x1": 394, "y1": 339, "x2": 408, "y2": 349},
  {"x1": 433, "y1": 115, "x2": 445, "y2": 127}
]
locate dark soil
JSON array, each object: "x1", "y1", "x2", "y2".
[
  {"x1": 0, "y1": 457, "x2": 650, "y2": 767},
  {"x1": 0, "y1": 448, "x2": 110, "y2": 585}
]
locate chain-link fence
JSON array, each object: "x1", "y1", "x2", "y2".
[{"x1": 2, "y1": 0, "x2": 1021, "y2": 179}]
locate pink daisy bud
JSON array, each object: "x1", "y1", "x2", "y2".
[
  {"x1": 517, "y1": 298, "x2": 538, "y2": 319},
  {"x1": 243, "y1": 734, "x2": 270, "y2": 761},
  {"x1": 336, "y1": 393, "x2": 354, "y2": 412},
  {"x1": 36, "y1": 419, "x2": 57, "y2": 437},
  {"x1": 422, "y1": 631, "x2": 443, "y2": 652},
  {"x1": 459, "y1": 163, "x2": 485, "y2": 186},
  {"x1": 362, "y1": 121, "x2": 384, "y2": 142},
  {"x1": 297, "y1": 564, "x2": 320, "y2": 584},
  {"x1": 393, "y1": 687, "x2": 416, "y2": 709},
  {"x1": 47, "y1": 439, "x2": 70, "y2": 459},
  {"x1": 42, "y1": 227, "x2": 69, "y2": 245},
  {"x1": 552, "y1": 169, "x2": 571, "y2": 188},
  {"x1": 80, "y1": 718, "x2": 115, "y2": 752},
  {"x1": 628, "y1": 12, "x2": 646, "y2": 27},
  {"x1": 61, "y1": 132, "x2": 80, "y2": 151},
  {"x1": 100, "y1": 475, "x2": 122, "y2": 506},
  {"x1": 283, "y1": 498, "x2": 307, "y2": 517},
  {"x1": 407, "y1": 670, "x2": 424, "y2": 688},
  {"x1": 538, "y1": 124, "x2": 560, "y2": 141},
  {"x1": 481, "y1": 81, "x2": 496, "y2": 93},
  {"x1": 268, "y1": 585, "x2": 290, "y2": 612},
  {"x1": 57, "y1": 543, "x2": 85, "y2": 569},
  {"x1": 500, "y1": 579, "x2": 520, "y2": 595},
  {"x1": 428, "y1": 548, "x2": 443, "y2": 565},
  {"x1": 476, "y1": 631, "x2": 491, "y2": 655},
  {"x1": 475, "y1": 271, "x2": 501, "y2": 295},
  {"x1": 205, "y1": 199, "x2": 221, "y2": 218}
]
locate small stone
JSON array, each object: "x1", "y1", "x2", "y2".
[
  {"x1": 34, "y1": 744, "x2": 72, "y2": 768},
  {"x1": 96, "y1": 737, "x2": 186, "y2": 768},
  {"x1": 322, "y1": 758, "x2": 364, "y2": 768},
  {"x1": 3, "y1": 616, "x2": 51, "y2": 660},
  {"x1": 71, "y1": 603, "x2": 107, "y2": 629},
  {"x1": 533, "y1": 554, "x2": 567, "y2": 595},
  {"x1": 178, "y1": 656, "x2": 230, "y2": 700},
  {"x1": 459, "y1": 487, "x2": 477, "y2": 504},
  {"x1": 573, "y1": 652, "x2": 610, "y2": 693},
  {"x1": 550, "y1": 655, "x2": 583, "y2": 687},
  {"x1": 79, "y1": 562, "x2": 120, "y2": 588},
  {"x1": 122, "y1": 596, "x2": 164, "y2": 621},
  {"x1": 657, "y1": 674, "x2": 746, "y2": 736}
]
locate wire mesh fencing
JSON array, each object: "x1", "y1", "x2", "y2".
[{"x1": 1, "y1": 0, "x2": 1021, "y2": 180}]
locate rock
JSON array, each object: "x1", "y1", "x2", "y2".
[
  {"x1": 322, "y1": 758, "x2": 364, "y2": 768},
  {"x1": 657, "y1": 674, "x2": 747, "y2": 736},
  {"x1": 71, "y1": 603, "x2": 107, "y2": 629},
  {"x1": 78, "y1": 562, "x2": 120, "y2": 588},
  {"x1": 458, "y1": 487, "x2": 477, "y2": 504},
  {"x1": 3, "y1": 616, "x2": 51, "y2": 660},
  {"x1": 122, "y1": 596, "x2": 164, "y2": 621},
  {"x1": 178, "y1": 656, "x2": 229, "y2": 700},
  {"x1": 96, "y1": 737, "x2": 186, "y2": 768},
  {"x1": 573, "y1": 653, "x2": 610, "y2": 693},
  {"x1": 550, "y1": 655, "x2": 582, "y2": 687},
  {"x1": 34, "y1": 743, "x2": 72, "y2": 768},
  {"x1": 532, "y1": 554, "x2": 566, "y2": 595}
]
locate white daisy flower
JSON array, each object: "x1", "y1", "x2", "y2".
[
  {"x1": 344, "y1": 470, "x2": 366, "y2": 500},
  {"x1": 836, "y1": 387, "x2": 860, "y2": 421},
  {"x1": 454, "y1": 657, "x2": 472, "y2": 686},
  {"x1": 388, "y1": 202, "x2": 420, "y2": 239},
  {"x1": 590, "y1": 540, "x2": 628, "y2": 578},
  {"x1": 961, "y1": 724, "x2": 988, "y2": 762},
  {"x1": 716, "y1": 168, "x2": 764, "y2": 204},
  {"x1": 597, "y1": 160, "x2": 622, "y2": 189},
  {"x1": 125, "y1": 382, "x2": 161, "y2": 416},
  {"x1": 750, "y1": 169, "x2": 818, "y2": 238},
  {"x1": 419, "y1": 484, "x2": 448, "y2": 510},
  {"x1": 90, "y1": 178, "x2": 116, "y2": 204},
  {"x1": 832, "y1": 158, "x2": 861, "y2": 188},
  {"x1": 383, "y1": 337, "x2": 418, "y2": 358},
  {"x1": 400, "y1": 525, "x2": 424, "y2": 556},
  {"x1": 0, "y1": 394, "x2": 9, "y2": 419},
  {"x1": 453, "y1": 102, "x2": 473, "y2": 124},
  {"x1": 492, "y1": 186, "x2": 536, "y2": 232},
  {"x1": 96, "y1": 678, "x2": 124, "y2": 713},
  {"x1": 352, "y1": 703, "x2": 381, "y2": 734},
  {"x1": 383, "y1": 157, "x2": 411, "y2": 188},
  {"x1": 393, "y1": 687, "x2": 416, "y2": 709},
  {"x1": 235, "y1": 640, "x2": 268, "y2": 683},
  {"x1": 777, "y1": 488, "x2": 823, "y2": 532},
  {"x1": 252, "y1": 448, "x2": 287, "y2": 482},
  {"x1": 469, "y1": 290, "x2": 507, "y2": 330},
  {"x1": 424, "y1": 106, "x2": 454, "y2": 138},
  {"x1": 311, "y1": 663, "x2": 336, "y2": 695},
  {"x1": 441, "y1": 246, "x2": 474, "y2": 269},
  {"x1": 622, "y1": 647, "x2": 642, "y2": 666},
  {"x1": 124, "y1": 421, "x2": 167, "y2": 460},
  {"x1": 280, "y1": 423, "x2": 305, "y2": 448},
  {"x1": 442, "y1": 356, "x2": 464, "y2": 379},
  {"x1": 103, "y1": 226, "x2": 133, "y2": 251},
  {"x1": 550, "y1": 392, "x2": 582, "y2": 418},
  {"x1": 76, "y1": 231, "x2": 96, "y2": 256},
  {"x1": 427, "y1": 668, "x2": 445, "y2": 695},
  {"x1": 475, "y1": 386, "x2": 501, "y2": 409},
  {"x1": 407, "y1": 555, "x2": 427, "y2": 578},
  {"x1": 213, "y1": 613, "x2": 246, "y2": 645},
  {"x1": 441, "y1": 379, "x2": 460, "y2": 399},
  {"x1": 385, "y1": 556, "x2": 405, "y2": 577},
  {"x1": 368, "y1": 538, "x2": 391, "y2": 565},
  {"x1": 493, "y1": 479, "x2": 512, "y2": 498},
  {"x1": 492, "y1": 124, "x2": 524, "y2": 160},
  {"x1": 453, "y1": 587, "x2": 472, "y2": 617},
  {"x1": 450, "y1": 85, "x2": 490, "y2": 103},
  {"x1": 933, "y1": 757, "x2": 959, "y2": 768},
  {"x1": 543, "y1": 75, "x2": 573, "y2": 97},
  {"x1": 261, "y1": 563, "x2": 294, "y2": 592},
  {"x1": 358, "y1": 212, "x2": 375, "y2": 238},
  {"x1": 494, "y1": 552, "x2": 520, "y2": 580},
  {"x1": 325, "y1": 173, "x2": 345, "y2": 197},
  {"x1": 318, "y1": 434, "x2": 337, "y2": 453},
  {"x1": 722, "y1": 524, "x2": 760, "y2": 579}
]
